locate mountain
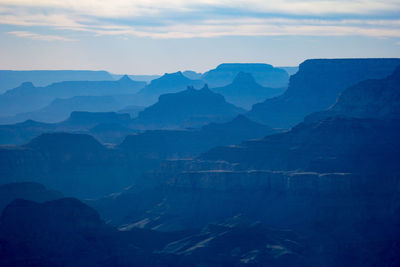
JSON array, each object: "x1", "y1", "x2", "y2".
[
  {"x1": 0, "y1": 115, "x2": 276, "y2": 197},
  {"x1": 0, "y1": 182, "x2": 62, "y2": 213},
  {"x1": 182, "y1": 70, "x2": 202, "y2": 80},
  {"x1": 134, "y1": 85, "x2": 245, "y2": 128},
  {"x1": 119, "y1": 115, "x2": 277, "y2": 159},
  {"x1": 212, "y1": 72, "x2": 285, "y2": 109},
  {"x1": 0, "y1": 119, "x2": 56, "y2": 145},
  {"x1": 61, "y1": 111, "x2": 131, "y2": 129},
  {"x1": 0, "y1": 76, "x2": 146, "y2": 117},
  {"x1": 201, "y1": 116, "x2": 400, "y2": 174},
  {"x1": 0, "y1": 133, "x2": 140, "y2": 198},
  {"x1": 90, "y1": 64, "x2": 400, "y2": 266},
  {"x1": 306, "y1": 65, "x2": 400, "y2": 123},
  {"x1": 202, "y1": 63, "x2": 289, "y2": 88},
  {"x1": 136, "y1": 72, "x2": 205, "y2": 105},
  {"x1": 247, "y1": 58, "x2": 400, "y2": 128},
  {"x1": 0, "y1": 111, "x2": 133, "y2": 145},
  {"x1": 0, "y1": 95, "x2": 124, "y2": 124},
  {"x1": 0, "y1": 70, "x2": 114, "y2": 93},
  {"x1": 111, "y1": 74, "x2": 161, "y2": 83}
]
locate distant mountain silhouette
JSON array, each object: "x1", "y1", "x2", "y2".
[
  {"x1": 111, "y1": 74, "x2": 161, "y2": 83},
  {"x1": 202, "y1": 116, "x2": 400, "y2": 174},
  {"x1": 182, "y1": 70, "x2": 202, "y2": 80},
  {"x1": 0, "y1": 70, "x2": 113, "y2": 93},
  {"x1": 0, "y1": 182, "x2": 62, "y2": 213},
  {"x1": 62, "y1": 111, "x2": 131, "y2": 128},
  {"x1": 0, "y1": 132, "x2": 143, "y2": 197},
  {"x1": 212, "y1": 72, "x2": 285, "y2": 109},
  {"x1": 136, "y1": 72, "x2": 205, "y2": 105},
  {"x1": 202, "y1": 63, "x2": 289, "y2": 88},
  {"x1": 0, "y1": 76, "x2": 146, "y2": 117},
  {"x1": 134, "y1": 85, "x2": 245, "y2": 128},
  {"x1": 0, "y1": 111, "x2": 133, "y2": 145},
  {"x1": 25, "y1": 132, "x2": 105, "y2": 153},
  {"x1": 0, "y1": 119, "x2": 56, "y2": 145},
  {"x1": 0, "y1": 95, "x2": 125, "y2": 124},
  {"x1": 306, "y1": 65, "x2": 400, "y2": 123},
  {"x1": 120, "y1": 115, "x2": 277, "y2": 159},
  {"x1": 247, "y1": 58, "x2": 400, "y2": 128}
]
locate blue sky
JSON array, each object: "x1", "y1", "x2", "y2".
[{"x1": 0, "y1": 0, "x2": 399, "y2": 74}]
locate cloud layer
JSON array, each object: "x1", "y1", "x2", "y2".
[{"x1": 0, "y1": 0, "x2": 399, "y2": 40}]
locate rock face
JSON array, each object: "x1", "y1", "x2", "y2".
[
  {"x1": 134, "y1": 85, "x2": 245, "y2": 128},
  {"x1": 0, "y1": 182, "x2": 62, "y2": 213},
  {"x1": 202, "y1": 63, "x2": 289, "y2": 88},
  {"x1": 212, "y1": 72, "x2": 285, "y2": 109},
  {"x1": 306, "y1": 65, "x2": 400, "y2": 123},
  {"x1": 0, "y1": 76, "x2": 145, "y2": 117},
  {"x1": 247, "y1": 58, "x2": 400, "y2": 128},
  {"x1": 136, "y1": 72, "x2": 205, "y2": 105},
  {"x1": 0, "y1": 70, "x2": 114, "y2": 93}
]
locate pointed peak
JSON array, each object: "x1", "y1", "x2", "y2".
[{"x1": 119, "y1": 75, "x2": 132, "y2": 81}]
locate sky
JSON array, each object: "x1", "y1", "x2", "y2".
[{"x1": 0, "y1": 0, "x2": 400, "y2": 74}]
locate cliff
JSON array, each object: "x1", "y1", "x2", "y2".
[
  {"x1": 247, "y1": 58, "x2": 400, "y2": 128},
  {"x1": 306, "y1": 65, "x2": 400, "y2": 122}
]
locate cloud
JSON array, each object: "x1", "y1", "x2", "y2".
[
  {"x1": 7, "y1": 30, "x2": 75, "y2": 41},
  {"x1": 0, "y1": 0, "x2": 399, "y2": 39}
]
